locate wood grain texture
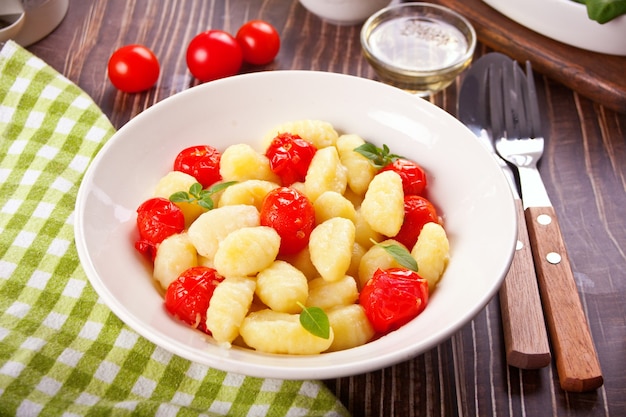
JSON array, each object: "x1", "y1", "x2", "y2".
[
  {"x1": 499, "y1": 199, "x2": 551, "y2": 369},
  {"x1": 525, "y1": 205, "x2": 603, "y2": 392},
  {"x1": 27, "y1": 1, "x2": 626, "y2": 415}
]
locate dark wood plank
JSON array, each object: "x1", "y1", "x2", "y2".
[
  {"x1": 24, "y1": 1, "x2": 626, "y2": 416},
  {"x1": 429, "y1": 0, "x2": 626, "y2": 114}
]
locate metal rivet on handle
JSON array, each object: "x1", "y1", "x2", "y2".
[
  {"x1": 516, "y1": 240, "x2": 524, "y2": 250},
  {"x1": 537, "y1": 214, "x2": 552, "y2": 226},
  {"x1": 537, "y1": 214, "x2": 552, "y2": 225},
  {"x1": 546, "y1": 252, "x2": 561, "y2": 264}
]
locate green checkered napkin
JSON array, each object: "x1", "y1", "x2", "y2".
[{"x1": 0, "y1": 40, "x2": 349, "y2": 417}]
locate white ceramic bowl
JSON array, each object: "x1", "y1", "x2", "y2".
[
  {"x1": 299, "y1": 0, "x2": 392, "y2": 25},
  {"x1": 483, "y1": 0, "x2": 626, "y2": 55},
  {"x1": 75, "y1": 70, "x2": 516, "y2": 379}
]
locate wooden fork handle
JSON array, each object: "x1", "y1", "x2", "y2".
[
  {"x1": 499, "y1": 199, "x2": 551, "y2": 369},
  {"x1": 525, "y1": 205, "x2": 603, "y2": 392}
]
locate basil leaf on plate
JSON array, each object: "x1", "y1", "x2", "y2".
[{"x1": 572, "y1": 0, "x2": 626, "y2": 24}]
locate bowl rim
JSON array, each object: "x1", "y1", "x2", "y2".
[{"x1": 360, "y1": 2, "x2": 477, "y2": 76}]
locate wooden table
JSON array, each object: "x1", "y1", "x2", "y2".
[{"x1": 28, "y1": 0, "x2": 626, "y2": 415}]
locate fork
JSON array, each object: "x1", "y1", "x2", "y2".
[{"x1": 492, "y1": 60, "x2": 603, "y2": 392}]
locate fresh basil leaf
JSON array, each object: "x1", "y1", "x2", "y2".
[
  {"x1": 169, "y1": 191, "x2": 192, "y2": 203},
  {"x1": 189, "y1": 182, "x2": 203, "y2": 198},
  {"x1": 353, "y1": 142, "x2": 403, "y2": 169},
  {"x1": 197, "y1": 198, "x2": 214, "y2": 210},
  {"x1": 371, "y1": 239, "x2": 419, "y2": 272},
  {"x1": 573, "y1": 0, "x2": 626, "y2": 23},
  {"x1": 208, "y1": 181, "x2": 238, "y2": 195},
  {"x1": 297, "y1": 303, "x2": 330, "y2": 339}
]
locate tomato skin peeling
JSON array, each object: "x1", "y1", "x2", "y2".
[
  {"x1": 134, "y1": 197, "x2": 185, "y2": 260},
  {"x1": 260, "y1": 186, "x2": 315, "y2": 255},
  {"x1": 265, "y1": 133, "x2": 317, "y2": 186},
  {"x1": 165, "y1": 267, "x2": 225, "y2": 334},
  {"x1": 359, "y1": 268, "x2": 429, "y2": 335}
]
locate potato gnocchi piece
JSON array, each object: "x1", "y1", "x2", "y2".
[
  {"x1": 217, "y1": 179, "x2": 279, "y2": 211},
  {"x1": 206, "y1": 276, "x2": 256, "y2": 346},
  {"x1": 358, "y1": 239, "x2": 407, "y2": 290},
  {"x1": 360, "y1": 170, "x2": 404, "y2": 237},
  {"x1": 342, "y1": 186, "x2": 364, "y2": 209},
  {"x1": 214, "y1": 226, "x2": 280, "y2": 277},
  {"x1": 153, "y1": 171, "x2": 205, "y2": 227},
  {"x1": 262, "y1": 119, "x2": 339, "y2": 150},
  {"x1": 354, "y1": 209, "x2": 383, "y2": 249},
  {"x1": 256, "y1": 260, "x2": 308, "y2": 314},
  {"x1": 326, "y1": 304, "x2": 375, "y2": 352},
  {"x1": 411, "y1": 222, "x2": 450, "y2": 291},
  {"x1": 220, "y1": 143, "x2": 280, "y2": 183},
  {"x1": 187, "y1": 204, "x2": 260, "y2": 260},
  {"x1": 289, "y1": 181, "x2": 306, "y2": 196},
  {"x1": 304, "y1": 146, "x2": 348, "y2": 202},
  {"x1": 306, "y1": 275, "x2": 358, "y2": 311},
  {"x1": 336, "y1": 134, "x2": 377, "y2": 196},
  {"x1": 309, "y1": 217, "x2": 355, "y2": 282},
  {"x1": 279, "y1": 247, "x2": 319, "y2": 280},
  {"x1": 313, "y1": 191, "x2": 356, "y2": 224},
  {"x1": 153, "y1": 233, "x2": 198, "y2": 290},
  {"x1": 347, "y1": 242, "x2": 366, "y2": 280},
  {"x1": 239, "y1": 309, "x2": 334, "y2": 354}
]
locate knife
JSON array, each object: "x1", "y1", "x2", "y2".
[
  {"x1": 458, "y1": 53, "x2": 551, "y2": 369},
  {"x1": 497, "y1": 58, "x2": 603, "y2": 392}
]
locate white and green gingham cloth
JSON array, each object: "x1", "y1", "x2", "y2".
[{"x1": 0, "y1": 40, "x2": 349, "y2": 417}]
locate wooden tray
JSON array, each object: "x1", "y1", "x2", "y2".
[{"x1": 430, "y1": 0, "x2": 626, "y2": 114}]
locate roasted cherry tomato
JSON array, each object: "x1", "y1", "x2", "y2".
[
  {"x1": 165, "y1": 266, "x2": 225, "y2": 334},
  {"x1": 260, "y1": 186, "x2": 315, "y2": 255},
  {"x1": 265, "y1": 132, "x2": 317, "y2": 186},
  {"x1": 186, "y1": 30, "x2": 243, "y2": 82},
  {"x1": 173, "y1": 145, "x2": 222, "y2": 188},
  {"x1": 235, "y1": 20, "x2": 281, "y2": 65},
  {"x1": 359, "y1": 267, "x2": 429, "y2": 334},
  {"x1": 380, "y1": 158, "x2": 427, "y2": 196},
  {"x1": 107, "y1": 44, "x2": 160, "y2": 93},
  {"x1": 393, "y1": 195, "x2": 439, "y2": 250},
  {"x1": 135, "y1": 197, "x2": 185, "y2": 260}
]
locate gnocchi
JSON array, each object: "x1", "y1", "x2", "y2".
[
  {"x1": 153, "y1": 233, "x2": 198, "y2": 290},
  {"x1": 139, "y1": 119, "x2": 450, "y2": 356},
  {"x1": 213, "y1": 226, "x2": 281, "y2": 277},
  {"x1": 256, "y1": 260, "x2": 308, "y2": 313},
  {"x1": 240, "y1": 309, "x2": 334, "y2": 354},
  {"x1": 309, "y1": 217, "x2": 355, "y2": 282},
  {"x1": 360, "y1": 170, "x2": 404, "y2": 237},
  {"x1": 206, "y1": 276, "x2": 256, "y2": 346},
  {"x1": 411, "y1": 222, "x2": 450, "y2": 291}
]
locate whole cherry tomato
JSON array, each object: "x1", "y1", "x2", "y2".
[
  {"x1": 173, "y1": 145, "x2": 222, "y2": 188},
  {"x1": 236, "y1": 20, "x2": 281, "y2": 65},
  {"x1": 165, "y1": 266, "x2": 225, "y2": 334},
  {"x1": 393, "y1": 195, "x2": 439, "y2": 250},
  {"x1": 380, "y1": 158, "x2": 427, "y2": 196},
  {"x1": 135, "y1": 197, "x2": 185, "y2": 260},
  {"x1": 260, "y1": 187, "x2": 315, "y2": 255},
  {"x1": 186, "y1": 30, "x2": 243, "y2": 82},
  {"x1": 265, "y1": 132, "x2": 317, "y2": 186},
  {"x1": 359, "y1": 267, "x2": 429, "y2": 334},
  {"x1": 107, "y1": 44, "x2": 160, "y2": 93}
]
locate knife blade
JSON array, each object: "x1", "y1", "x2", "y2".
[{"x1": 458, "y1": 52, "x2": 551, "y2": 369}]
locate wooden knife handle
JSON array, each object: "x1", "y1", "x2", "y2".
[
  {"x1": 499, "y1": 199, "x2": 551, "y2": 369},
  {"x1": 525, "y1": 205, "x2": 603, "y2": 392}
]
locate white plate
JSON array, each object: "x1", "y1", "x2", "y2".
[
  {"x1": 75, "y1": 70, "x2": 516, "y2": 379},
  {"x1": 483, "y1": 0, "x2": 626, "y2": 56}
]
